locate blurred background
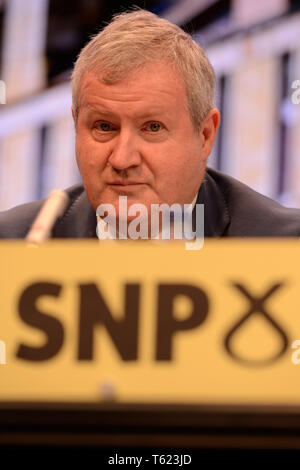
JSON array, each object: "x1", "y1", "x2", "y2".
[{"x1": 0, "y1": 0, "x2": 299, "y2": 211}]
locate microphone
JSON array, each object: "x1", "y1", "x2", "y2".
[{"x1": 26, "y1": 190, "x2": 69, "y2": 243}]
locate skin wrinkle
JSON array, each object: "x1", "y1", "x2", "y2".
[{"x1": 77, "y1": 60, "x2": 190, "y2": 122}]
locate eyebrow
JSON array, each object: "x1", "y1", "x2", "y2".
[{"x1": 83, "y1": 104, "x2": 168, "y2": 120}]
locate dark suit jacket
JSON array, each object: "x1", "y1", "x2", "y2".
[{"x1": 1, "y1": 168, "x2": 300, "y2": 238}]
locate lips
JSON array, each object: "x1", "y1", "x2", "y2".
[{"x1": 108, "y1": 181, "x2": 145, "y2": 186}]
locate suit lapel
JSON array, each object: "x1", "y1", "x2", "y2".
[
  {"x1": 53, "y1": 190, "x2": 97, "y2": 238},
  {"x1": 193, "y1": 169, "x2": 230, "y2": 237}
]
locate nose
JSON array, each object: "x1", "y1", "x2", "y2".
[{"x1": 108, "y1": 128, "x2": 142, "y2": 172}]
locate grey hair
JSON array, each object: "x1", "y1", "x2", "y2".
[{"x1": 71, "y1": 8, "x2": 216, "y2": 131}]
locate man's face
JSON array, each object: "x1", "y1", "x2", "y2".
[{"x1": 74, "y1": 61, "x2": 218, "y2": 220}]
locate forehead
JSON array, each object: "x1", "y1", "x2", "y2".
[{"x1": 78, "y1": 61, "x2": 189, "y2": 114}]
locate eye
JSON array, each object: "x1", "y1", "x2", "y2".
[
  {"x1": 94, "y1": 121, "x2": 115, "y2": 132},
  {"x1": 144, "y1": 122, "x2": 164, "y2": 132}
]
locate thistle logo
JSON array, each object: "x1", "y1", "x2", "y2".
[
  {"x1": 0, "y1": 80, "x2": 6, "y2": 104},
  {"x1": 0, "y1": 340, "x2": 6, "y2": 365}
]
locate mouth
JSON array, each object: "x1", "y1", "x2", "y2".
[
  {"x1": 108, "y1": 182, "x2": 146, "y2": 191},
  {"x1": 109, "y1": 182, "x2": 145, "y2": 186}
]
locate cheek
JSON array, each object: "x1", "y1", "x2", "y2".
[
  {"x1": 182, "y1": 142, "x2": 204, "y2": 174},
  {"x1": 157, "y1": 144, "x2": 203, "y2": 191},
  {"x1": 157, "y1": 149, "x2": 193, "y2": 180},
  {"x1": 153, "y1": 157, "x2": 185, "y2": 198},
  {"x1": 76, "y1": 134, "x2": 107, "y2": 174}
]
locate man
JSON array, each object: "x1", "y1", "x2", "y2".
[{"x1": 0, "y1": 9, "x2": 300, "y2": 239}]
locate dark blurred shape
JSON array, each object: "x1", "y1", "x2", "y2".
[
  {"x1": 46, "y1": 0, "x2": 176, "y2": 84},
  {"x1": 180, "y1": 0, "x2": 231, "y2": 37},
  {"x1": 277, "y1": 52, "x2": 290, "y2": 198},
  {"x1": 290, "y1": 0, "x2": 300, "y2": 13},
  {"x1": 0, "y1": 2, "x2": 4, "y2": 76}
]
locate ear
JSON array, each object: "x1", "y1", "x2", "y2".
[
  {"x1": 72, "y1": 105, "x2": 78, "y2": 132},
  {"x1": 199, "y1": 108, "x2": 220, "y2": 162}
]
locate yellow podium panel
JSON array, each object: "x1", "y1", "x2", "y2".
[{"x1": 1, "y1": 239, "x2": 300, "y2": 404}]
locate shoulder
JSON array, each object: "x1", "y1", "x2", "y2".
[
  {"x1": 0, "y1": 184, "x2": 85, "y2": 239},
  {"x1": 206, "y1": 167, "x2": 300, "y2": 236}
]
